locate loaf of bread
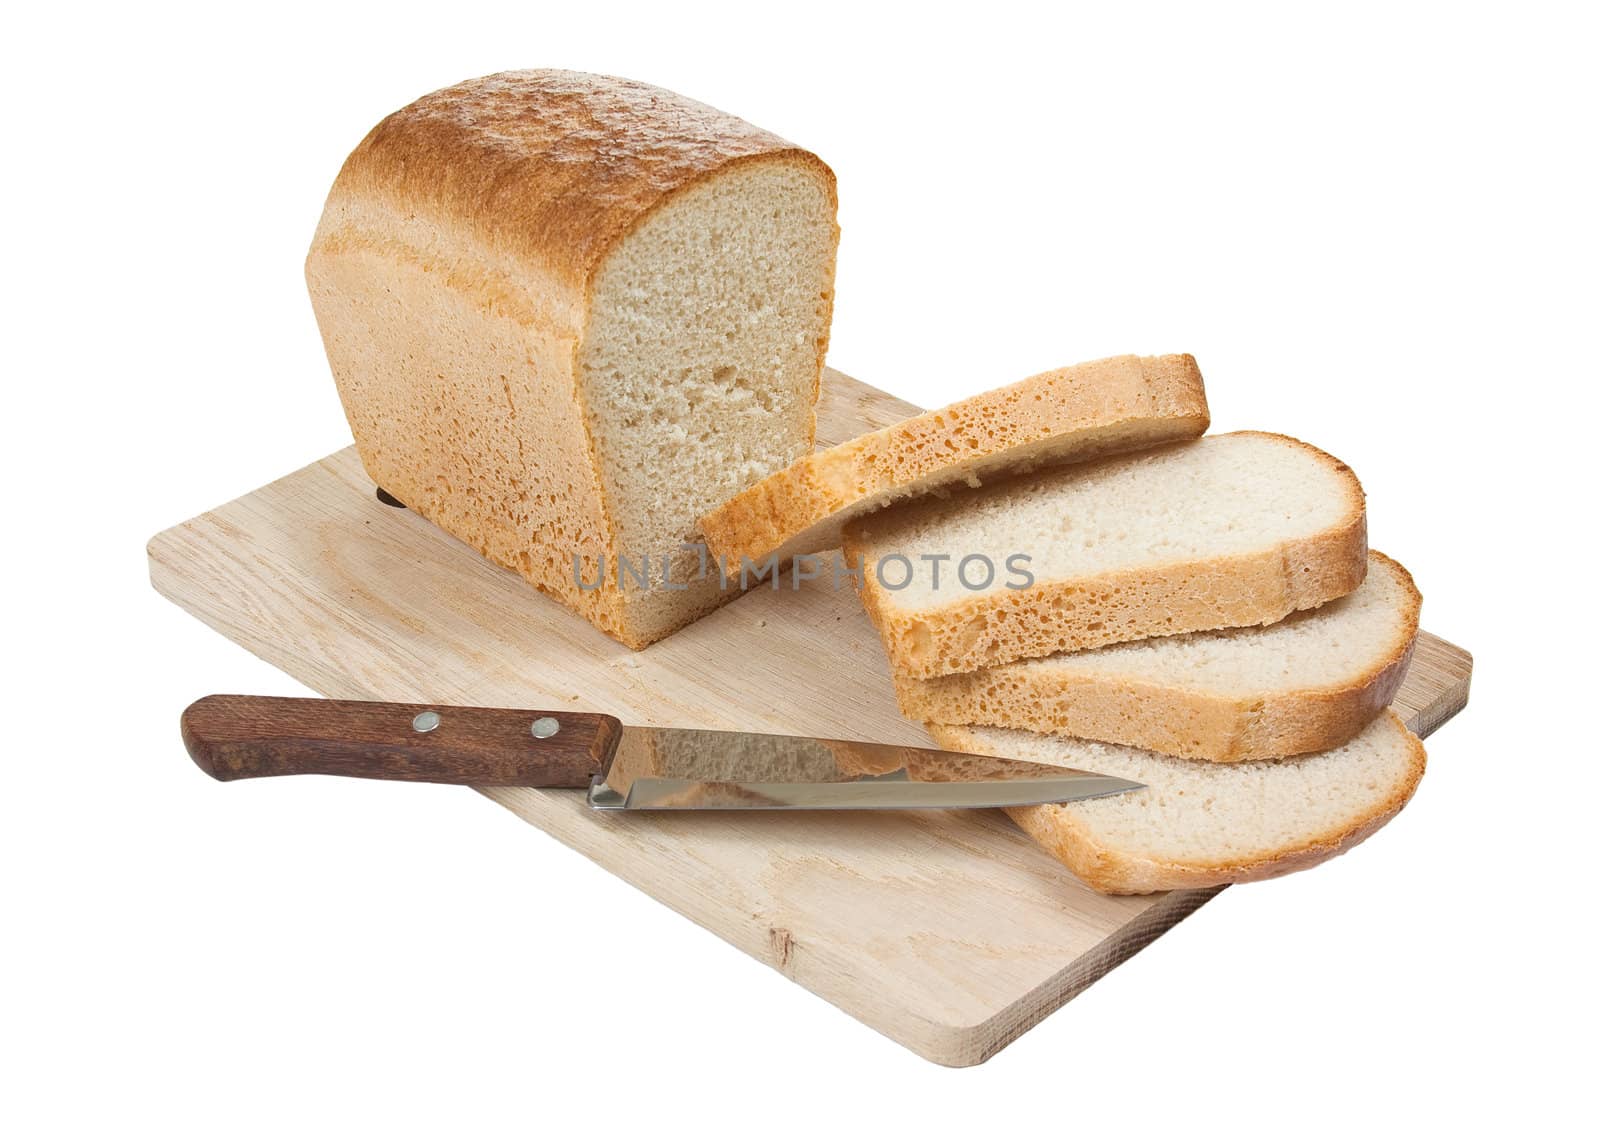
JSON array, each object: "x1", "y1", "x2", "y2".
[
  {"x1": 929, "y1": 712, "x2": 1426, "y2": 894},
  {"x1": 899, "y1": 551, "x2": 1418, "y2": 760},
  {"x1": 698, "y1": 354, "x2": 1210, "y2": 568},
  {"x1": 306, "y1": 71, "x2": 840, "y2": 648},
  {"x1": 843, "y1": 432, "x2": 1368, "y2": 679}
]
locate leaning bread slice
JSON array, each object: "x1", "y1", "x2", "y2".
[
  {"x1": 929, "y1": 712, "x2": 1425, "y2": 894},
  {"x1": 843, "y1": 432, "x2": 1367, "y2": 679},
  {"x1": 899, "y1": 551, "x2": 1418, "y2": 760},
  {"x1": 699, "y1": 354, "x2": 1209, "y2": 567}
]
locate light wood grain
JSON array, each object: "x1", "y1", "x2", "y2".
[{"x1": 148, "y1": 367, "x2": 1472, "y2": 1065}]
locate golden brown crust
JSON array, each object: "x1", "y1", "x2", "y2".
[
  {"x1": 899, "y1": 551, "x2": 1419, "y2": 760},
  {"x1": 931, "y1": 712, "x2": 1427, "y2": 895},
  {"x1": 843, "y1": 432, "x2": 1369, "y2": 679},
  {"x1": 699, "y1": 354, "x2": 1210, "y2": 566},
  {"x1": 306, "y1": 72, "x2": 837, "y2": 649},
  {"x1": 326, "y1": 70, "x2": 835, "y2": 294}
]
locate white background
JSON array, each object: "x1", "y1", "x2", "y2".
[{"x1": 6, "y1": 2, "x2": 1594, "y2": 1131}]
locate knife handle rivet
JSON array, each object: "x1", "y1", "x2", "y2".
[
  {"x1": 411, "y1": 710, "x2": 441, "y2": 733},
  {"x1": 530, "y1": 716, "x2": 560, "y2": 739}
]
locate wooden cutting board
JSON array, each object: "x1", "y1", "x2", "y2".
[{"x1": 148, "y1": 367, "x2": 1473, "y2": 1066}]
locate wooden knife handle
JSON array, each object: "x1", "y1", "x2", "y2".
[{"x1": 181, "y1": 695, "x2": 624, "y2": 788}]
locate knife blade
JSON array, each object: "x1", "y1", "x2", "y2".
[{"x1": 180, "y1": 695, "x2": 1143, "y2": 811}]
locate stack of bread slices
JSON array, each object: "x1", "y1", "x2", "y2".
[{"x1": 701, "y1": 354, "x2": 1426, "y2": 894}]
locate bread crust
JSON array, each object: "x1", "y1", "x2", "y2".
[
  {"x1": 843, "y1": 432, "x2": 1368, "y2": 679},
  {"x1": 699, "y1": 354, "x2": 1210, "y2": 566},
  {"x1": 900, "y1": 551, "x2": 1419, "y2": 760},
  {"x1": 306, "y1": 72, "x2": 838, "y2": 649},
  {"x1": 930, "y1": 711, "x2": 1427, "y2": 895},
  {"x1": 323, "y1": 70, "x2": 836, "y2": 296}
]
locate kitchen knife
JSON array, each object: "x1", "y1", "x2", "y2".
[{"x1": 180, "y1": 694, "x2": 1143, "y2": 810}]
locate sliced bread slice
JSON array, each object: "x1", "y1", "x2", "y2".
[
  {"x1": 929, "y1": 711, "x2": 1426, "y2": 894},
  {"x1": 899, "y1": 551, "x2": 1419, "y2": 760},
  {"x1": 842, "y1": 432, "x2": 1367, "y2": 679},
  {"x1": 698, "y1": 354, "x2": 1209, "y2": 567}
]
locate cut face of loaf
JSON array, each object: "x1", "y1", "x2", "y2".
[
  {"x1": 577, "y1": 164, "x2": 837, "y2": 642},
  {"x1": 306, "y1": 71, "x2": 839, "y2": 648},
  {"x1": 929, "y1": 712, "x2": 1426, "y2": 894},
  {"x1": 900, "y1": 551, "x2": 1419, "y2": 760},
  {"x1": 698, "y1": 354, "x2": 1210, "y2": 568},
  {"x1": 843, "y1": 432, "x2": 1368, "y2": 678}
]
